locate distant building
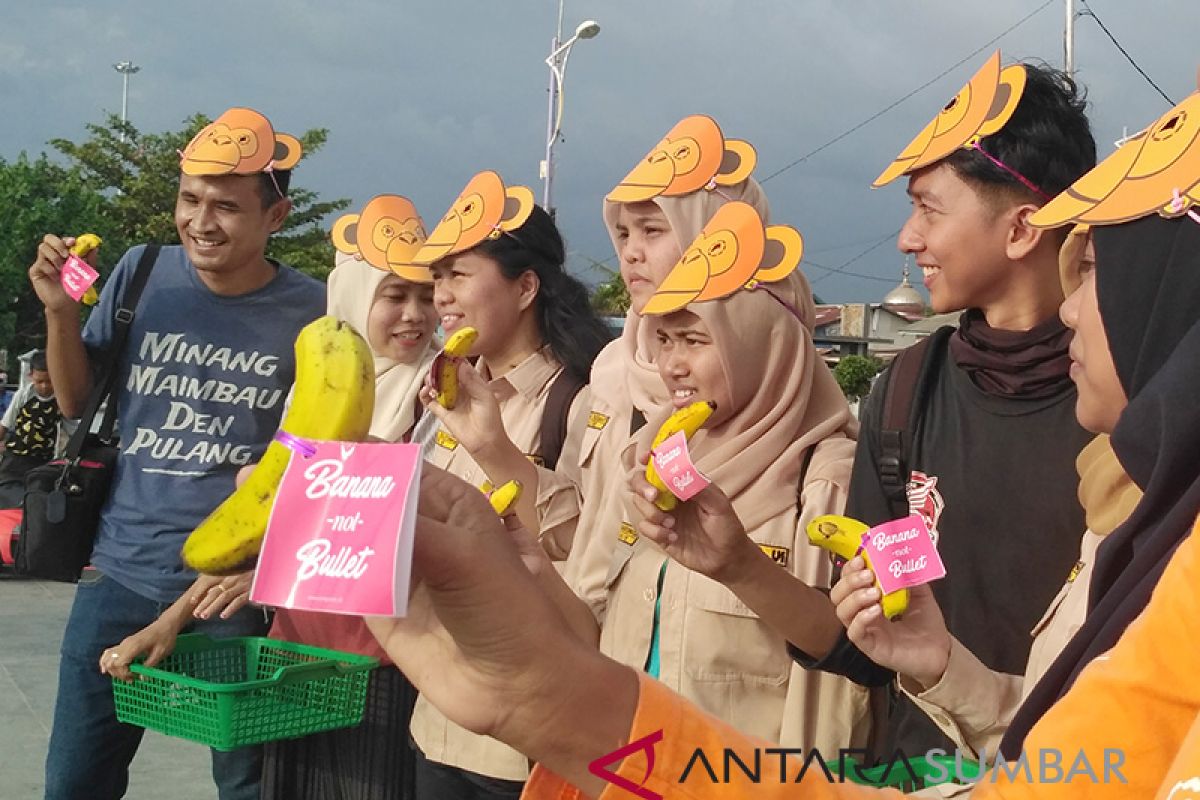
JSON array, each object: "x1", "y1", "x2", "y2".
[{"x1": 813, "y1": 265, "x2": 932, "y2": 362}]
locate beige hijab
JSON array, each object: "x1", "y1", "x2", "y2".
[
  {"x1": 326, "y1": 252, "x2": 436, "y2": 442},
  {"x1": 591, "y1": 177, "x2": 773, "y2": 417},
  {"x1": 627, "y1": 270, "x2": 856, "y2": 531}
]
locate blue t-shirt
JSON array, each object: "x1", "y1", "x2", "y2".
[{"x1": 82, "y1": 245, "x2": 324, "y2": 602}]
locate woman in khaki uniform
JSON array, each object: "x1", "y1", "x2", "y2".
[
  {"x1": 559, "y1": 202, "x2": 873, "y2": 753},
  {"x1": 404, "y1": 174, "x2": 611, "y2": 800}
]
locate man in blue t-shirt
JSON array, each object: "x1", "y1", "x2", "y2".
[{"x1": 27, "y1": 108, "x2": 324, "y2": 800}]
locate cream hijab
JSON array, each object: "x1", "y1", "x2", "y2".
[
  {"x1": 591, "y1": 178, "x2": 772, "y2": 418},
  {"x1": 326, "y1": 251, "x2": 436, "y2": 442},
  {"x1": 628, "y1": 270, "x2": 856, "y2": 531}
]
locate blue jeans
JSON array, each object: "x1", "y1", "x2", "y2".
[{"x1": 44, "y1": 572, "x2": 269, "y2": 800}]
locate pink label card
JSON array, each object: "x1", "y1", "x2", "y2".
[
  {"x1": 860, "y1": 514, "x2": 946, "y2": 594},
  {"x1": 250, "y1": 441, "x2": 421, "y2": 617},
  {"x1": 650, "y1": 430, "x2": 710, "y2": 502},
  {"x1": 61, "y1": 254, "x2": 99, "y2": 302}
]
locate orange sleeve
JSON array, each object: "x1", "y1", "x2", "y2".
[
  {"x1": 523, "y1": 673, "x2": 904, "y2": 800},
  {"x1": 970, "y1": 519, "x2": 1200, "y2": 800}
]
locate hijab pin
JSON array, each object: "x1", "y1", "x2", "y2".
[{"x1": 704, "y1": 178, "x2": 718, "y2": 191}]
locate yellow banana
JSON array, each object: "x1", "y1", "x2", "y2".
[
  {"x1": 644, "y1": 400, "x2": 716, "y2": 511},
  {"x1": 806, "y1": 514, "x2": 909, "y2": 619},
  {"x1": 487, "y1": 479, "x2": 523, "y2": 516},
  {"x1": 431, "y1": 326, "x2": 479, "y2": 408},
  {"x1": 70, "y1": 233, "x2": 103, "y2": 305},
  {"x1": 181, "y1": 316, "x2": 376, "y2": 575}
]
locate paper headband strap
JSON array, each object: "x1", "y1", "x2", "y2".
[
  {"x1": 607, "y1": 115, "x2": 757, "y2": 203},
  {"x1": 873, "y1": 51, "x2": 1027, "y2": 188},
  {"x1": 412, "y1": 171, "x2": 536, "y2": 265},
  {"x1": 642, "y1": 201, "x2": 803, "y2": 316},
  {"x1": 179, "y1": 108, "x2": 303, "y2": 195},
  {"x1": 331, "y1": 195, "x2": 432, "y2": 283},
  {"x1": 1031, "y1": 89, "x2": 1200, "y2": 228}
]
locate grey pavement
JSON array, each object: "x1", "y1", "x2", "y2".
[{"x1": 0, "y1": 575, "x2": 217, "y2": 800}]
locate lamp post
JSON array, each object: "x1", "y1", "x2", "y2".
[
  {"x1": 113, "y1": 60, "x2": 140, "y2": 141},
  {"x1": 540, "y1": 4, "x2": 599, "y2": 218}
]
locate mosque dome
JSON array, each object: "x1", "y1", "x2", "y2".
[{"x1": 882, "y1": 261, "x2": 925, "y2": 311}]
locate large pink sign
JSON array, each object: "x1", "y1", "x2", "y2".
[{"x1": 250, "y1": 441, "x2": 420, "y2": 616}]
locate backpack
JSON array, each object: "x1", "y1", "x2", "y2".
[
  {"x1": 536, "y1": 371, "x2": 587, "y2": 472},
  {"x1": 876, "y1": 326, "x2": 955, "y2": 520}
]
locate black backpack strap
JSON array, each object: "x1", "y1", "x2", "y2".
[
  {"x1": 538, "y1": 370, "x2": 587, "y2": 472},
  {"x1": 795, "y1": 442, "x2": 818, "y2": 512},
  {"x1": 66, "y1": 245, "x2": 160, "y2": 459},
  {"x1": 629, "y1": 408, "x2": 647, "y2": 437},
  {"x1": 877, "y1": 325, "x2": 953, "y2": 519}
]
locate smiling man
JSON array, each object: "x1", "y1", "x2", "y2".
[
  {"x1": 28, "y1": 107, "x2": 324, "y2": 800},
  {"x1": 791, "y1": 59, "x2": 1100, "y2": 759}
]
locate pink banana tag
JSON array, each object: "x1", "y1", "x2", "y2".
[
  {"x1": 860, "y1": 514, "x2": 946, "y2": 594},
  {"x1": 61, "y1": 255, "x2": 99, "y2": 302},
  {"x1": 651, "y1": 430, "x2": 710, "y2": 502}
]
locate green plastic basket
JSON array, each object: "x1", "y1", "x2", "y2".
[
  {"x1": 112, "y1": 633, "x2": 378, "y2": 751},
  {"x1": 828, "y1": 755, "x2": 982, "y2": 791}
]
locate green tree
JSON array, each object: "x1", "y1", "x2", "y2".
[
  {"x1": 588, "y1": 264, "x2": 630, "y2": 316},
  {"x1": 49, "y1": 113, "x2": 349, "y2": 282},
  {"x1": 834, "y1": 354, "x2": 882, "y2": 402},
  {"x1": 0, "y1": 154, "x2": 110, "y2": 365}
]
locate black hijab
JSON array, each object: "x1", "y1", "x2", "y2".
[{"x1": 1001, "y1": 213, "x2": 1200, "y2": 757}]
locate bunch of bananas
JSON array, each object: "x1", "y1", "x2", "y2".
[{"x1": 181, "y1": 316, "x2": 376, "y2": 574}]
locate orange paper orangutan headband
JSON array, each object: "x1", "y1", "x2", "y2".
[
  {"x1": 873, "y1": 51, "x2": 1037, "y2": 195},
  {"x1": 607, "y1": 115, "x2": 757, "y2": 203},
  {"x1": 412, "y1": 171, "x2": 536, "y2": 265},
  {"x1": 331, "y1": 195, "x2": 432, "y2": 283},
  {"x1": 179, "y1": 107, "x2": 302, "y2": 197},
  {"x1": 1031, "y1": 90, "x2": 1200, "y2": 228},
  {"x1": 642, "y1": 201, "x2": 803, "y2": 317}
]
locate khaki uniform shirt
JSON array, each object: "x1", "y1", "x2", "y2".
[
  {"x1": 902, "y1": 530, "x2": 1102, "y2": 760},
  {"x1": 411, "y1": 348, "x2": 589, "y2": 780},
  {"x1": 566, "y1": 436, "x2": 872, "y2": 752}
]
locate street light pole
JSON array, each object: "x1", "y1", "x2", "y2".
[
  {"x1": 113, "y1": 60, "x2": 141, "y2": 142},
  {"x1": 1064, "y1": 0, "x2": 1075, "y2": 77},
  {"x1": 540, "y1": 2, "x2": 599, "y2": 218}
]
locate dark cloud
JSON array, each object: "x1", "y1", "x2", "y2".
[{"x1": 1, "y1": 0, "x2": 1191, "y2": 301}]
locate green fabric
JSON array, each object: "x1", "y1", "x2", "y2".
[{"x1": 644, "y1": 560, "x2": 669, "y2": 678}]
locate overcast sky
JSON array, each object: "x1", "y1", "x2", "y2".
[{"x1": 2, "y1": 1, "x2": 1193, "y2": 302}]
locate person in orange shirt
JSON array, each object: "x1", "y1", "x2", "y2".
[{"x1": 364, "y1": 462, "x2": 1200, "y2": 800}]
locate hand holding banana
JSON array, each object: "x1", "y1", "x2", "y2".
[
  {"x1": 421, "y1": 330, "x2": 506, "y2": 456},
  {"x1": 806, "y1": 514, "x2": 909, "y2": 619},
  {"x1": 70, "y1": 233, "x2": 103, "y2": 305}
]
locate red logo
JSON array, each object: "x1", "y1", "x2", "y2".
[
  {"x1": 588, "y1": 729, "x2": 665, "y2": 800},
  {"x1": 906, "y1": 470, "x2": 945, "y2": 544}
]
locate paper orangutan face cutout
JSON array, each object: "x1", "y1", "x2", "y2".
[
  {"x1": 413, "y1": 171, "x2": 536, "y2": 265},
  {"x1": 642, "y1": 201, "x2": 803, "y2": 316},
  {"x1": 1030, "y1": 91, "x2": 1200, "y2": 227},
  {"x1": 607, "y1": 115, "x2": 758, "y2": 203},
  {"x1": 180, "y1": 107, "x2": 302, "y2": 177},
  {"x1": 331, "y1": 195, "x2": 431, "y2": 283},
  {"x1": 873, "y1": 52, "x2": 1027, "y2": 187}
]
